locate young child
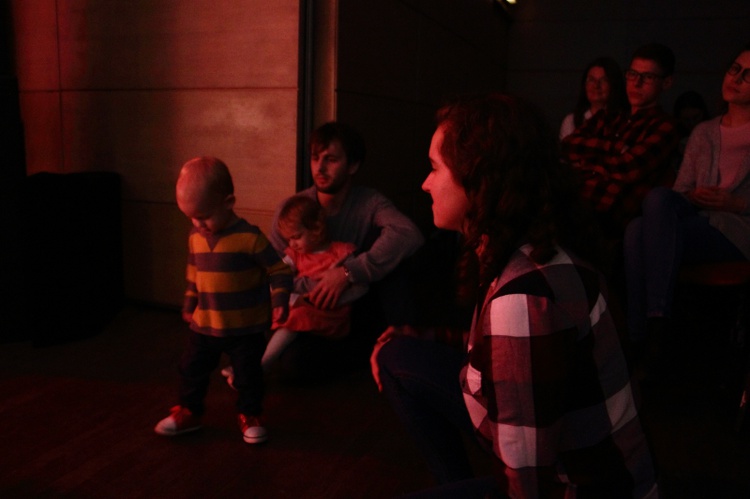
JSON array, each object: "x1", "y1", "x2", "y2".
[
  {"x1": 222, "y1": 195, "x2": 367, "y2": 385},
  {"x1": 261, "y1": 195, "x2": 368, "y2": 370},
  {"x1": 154, "y1": 156, "x2": 292, "y2": 444}
]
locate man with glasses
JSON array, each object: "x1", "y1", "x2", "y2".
[{"x1": 561, "y1": 43, "x2": 680, "y2": 241}]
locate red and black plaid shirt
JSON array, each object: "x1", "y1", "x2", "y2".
[{"x1": 561, "y1": 106, "x2": 679, "y2": 231}]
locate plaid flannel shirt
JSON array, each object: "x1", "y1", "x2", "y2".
[
  {"x1": 461, "y1": 244, "x2": 658, "y2": 498},
  {"x1": 561, "y1": 106, "x2": 679, "y2": 231}
]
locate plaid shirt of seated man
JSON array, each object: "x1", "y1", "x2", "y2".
[{"x1": 561, "y1": 49, "x2": 680, "y2": 234}]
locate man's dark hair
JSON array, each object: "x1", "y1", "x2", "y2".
[
  {"x1": 631, "y1": 42, "x2": 676, "y2": 76},
  {"x1": 309, "y1": 122, "x2": 366, "y2": 166}
]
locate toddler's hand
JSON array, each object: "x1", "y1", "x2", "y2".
[
  {"x1": 272, "y1": 304, "x2": 289, "y2": 325},
  {"x1": 182, "y1": 311, "x2": 193, "y2": 323}
]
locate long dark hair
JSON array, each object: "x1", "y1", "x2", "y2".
[
  {"x1": 436, "y1": 93, "x2": 601, "y2": 304},
  {"x1": 573, "y1": 57, "x2": 628, "y2": 127}
]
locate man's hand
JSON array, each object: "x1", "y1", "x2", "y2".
[
  {"x1": 306, "y1": 266, "x2": 349, "y2": 310},
  {"x1": 182, "y1": 311, "x2": 193, "y2": 323},
  {"x1": 687, "y1": 187, "x2": 747, "y2": 213},
  {"x1": 272, "y1": 304, "x2": 289, "y2": 325}
]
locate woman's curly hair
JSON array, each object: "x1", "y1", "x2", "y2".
[{"x1": 435, "y1": 93, "x2": 601, "y2": 305}]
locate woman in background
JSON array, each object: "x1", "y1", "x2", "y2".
[{"x1": 559, "y1": 56, "x2": 628, "y2": 140}]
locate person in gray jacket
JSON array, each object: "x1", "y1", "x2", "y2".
[
  {"x1": 624, "y1": 42, "x2": 750, "y2": 377},
  {"x1": 269, "y1": 122, "x2": 425, "y2": 380}
]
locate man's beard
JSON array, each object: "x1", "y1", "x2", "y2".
[{"x1": 315, "y1": 174, "x2": 348, "y2": 194}]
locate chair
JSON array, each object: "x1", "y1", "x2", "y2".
[{"x1": 678, "y1": 261, "x2": 750, "y2": 433}]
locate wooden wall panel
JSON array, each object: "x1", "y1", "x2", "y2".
[
  {"x1": 10, "y1": 0, "x2": 59, "y2": 91},
  {"x1": 122, "y1": 201, "x2": 189, "y2": 307},
  {"x1": 19, "y1": 92, "x2": 64, "y2": 174},
  {"x1": 59, "y1": 89, "x2": 297, "y2": 207},
  {"x1": 57, "y1": 0, "x2": 299, "y2": 89},
  {"x1": 12, "y1": 0, "x2": 300, "y2": 307}
]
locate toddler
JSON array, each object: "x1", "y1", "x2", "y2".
[
  {"x1": 262, "y1": 195, "x2": 367, "y2": 369},
  {"x1": 154, "y1": 156, "x2": 292, "y2": 444},
  {"x1": 222, "y1": 195, "x2": 366, "y2": 384}
]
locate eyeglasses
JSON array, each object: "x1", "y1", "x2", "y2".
[
  {"x1": 624, "y1": 69, "x2": 664, "y2": 84},
  {"x1": 727, "y1": 63, "x2": 750, "y2": 84}
]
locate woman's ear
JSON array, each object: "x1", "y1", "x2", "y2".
[{"x1": 224, "y1": 194, "x2": 236, "y2": 209}]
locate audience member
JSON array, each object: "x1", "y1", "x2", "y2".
[
  {"x1": 267, "y1": 122, "x2": 424, "y2": 380},
  {"x1": 624, "y1": 42, "x2": 750, "y2": 379},
  {"x1": 155, "y1": 157, "x2": 292, "y2": 444},
  {"x1": 561, "y1": 42, "x2": 680, "y2": 240},
  {"x1": 373, "y1": 93, "x2": 657, "y2": 498},
  {"x1": 559, "y1": 56, "x2": 628, "y2": 140},
  {"x1": 261, "y1": 195, "x2": 367, "y2": 370}
]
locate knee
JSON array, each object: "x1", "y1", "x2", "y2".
[
  {"x1": 641, "y1": 186, "x2": 677, "y2": 215},
  {"x1": 624, "y1": 217, "x2": 643, "y2": 251},
  {"x1": 376, "y1": 335, "x2": 416, "y2": 380},
  {"x1": 376, "y1": 336, "x2": 401, "y2": 374}
]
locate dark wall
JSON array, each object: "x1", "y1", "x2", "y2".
[
  {"x1": 1, "y1": 2, "x2": 26, "y2": 340},
  {"x1": 328, "y1": 0, "x2": 511, "y2": 233},
  {"x1": 0, "y1": 1, "x2": 24, "y2": 184},
  {"x1": 506, "y1": 0, "x2": 750, "y2": 129}
]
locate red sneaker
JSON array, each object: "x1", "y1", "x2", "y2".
[
  {"x1": 154, "y1": 405, "x2": 202, "y2": 436},
  {"x1": 238, "y1": 414, "x2": 268, "y2": 444}
]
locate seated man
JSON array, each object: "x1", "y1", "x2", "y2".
[
  {"x1": 268, "y1": 122, "x2": 425, "y2": 380},
  {"x1": 561, "y1": 42, "x2": 680, "y2": 240}
]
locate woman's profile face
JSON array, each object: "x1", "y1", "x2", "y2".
[{"x1": 422, "y1": 126, "x2": 470, "y2": 232}]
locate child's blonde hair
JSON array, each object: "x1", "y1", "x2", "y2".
[
  {"x1": 277, "y1": 195, "x2": 326, "y2": 237},
  {"x1": 177, "y1": 156, "x2": 234, "y2": 204}
]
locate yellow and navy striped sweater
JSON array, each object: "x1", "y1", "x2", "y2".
[{"x1": 183, "y1": 219, "x2": 292, "y2": 337}]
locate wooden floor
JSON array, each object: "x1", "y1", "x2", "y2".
[{"x1": 1, "y1": 298, "x2": 749, "y2": 498}]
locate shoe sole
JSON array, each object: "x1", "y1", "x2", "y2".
[
  {"x1": 154, "y1": 425, "x2": 202, "y2": 436},
  {"x1": 243, "y1": 433, "x2": 268, "y2": 444}
]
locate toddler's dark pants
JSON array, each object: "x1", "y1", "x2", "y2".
[{"x1": 178, "y1": 331, "x2": 266, "y2": 417}]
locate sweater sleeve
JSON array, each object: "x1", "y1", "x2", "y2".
[
  {"x1": 182, "y1": 232, "x2": 198, "y2": 317},
  {"x1": 344, "y1": 193, "x2": 424, "y2": 284},
  {"x1": 253, "y1": 230, "x2": 294, "y2": 308},
  {"x1": 672, "y1": 130, "x2": 702, "y2": 194},
  {"x1": 269, "y1": 187, "x2": 424, "y2": 285},
  {"x1": 672, "y1": 119, "x2": 723, "y2": 194}
]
